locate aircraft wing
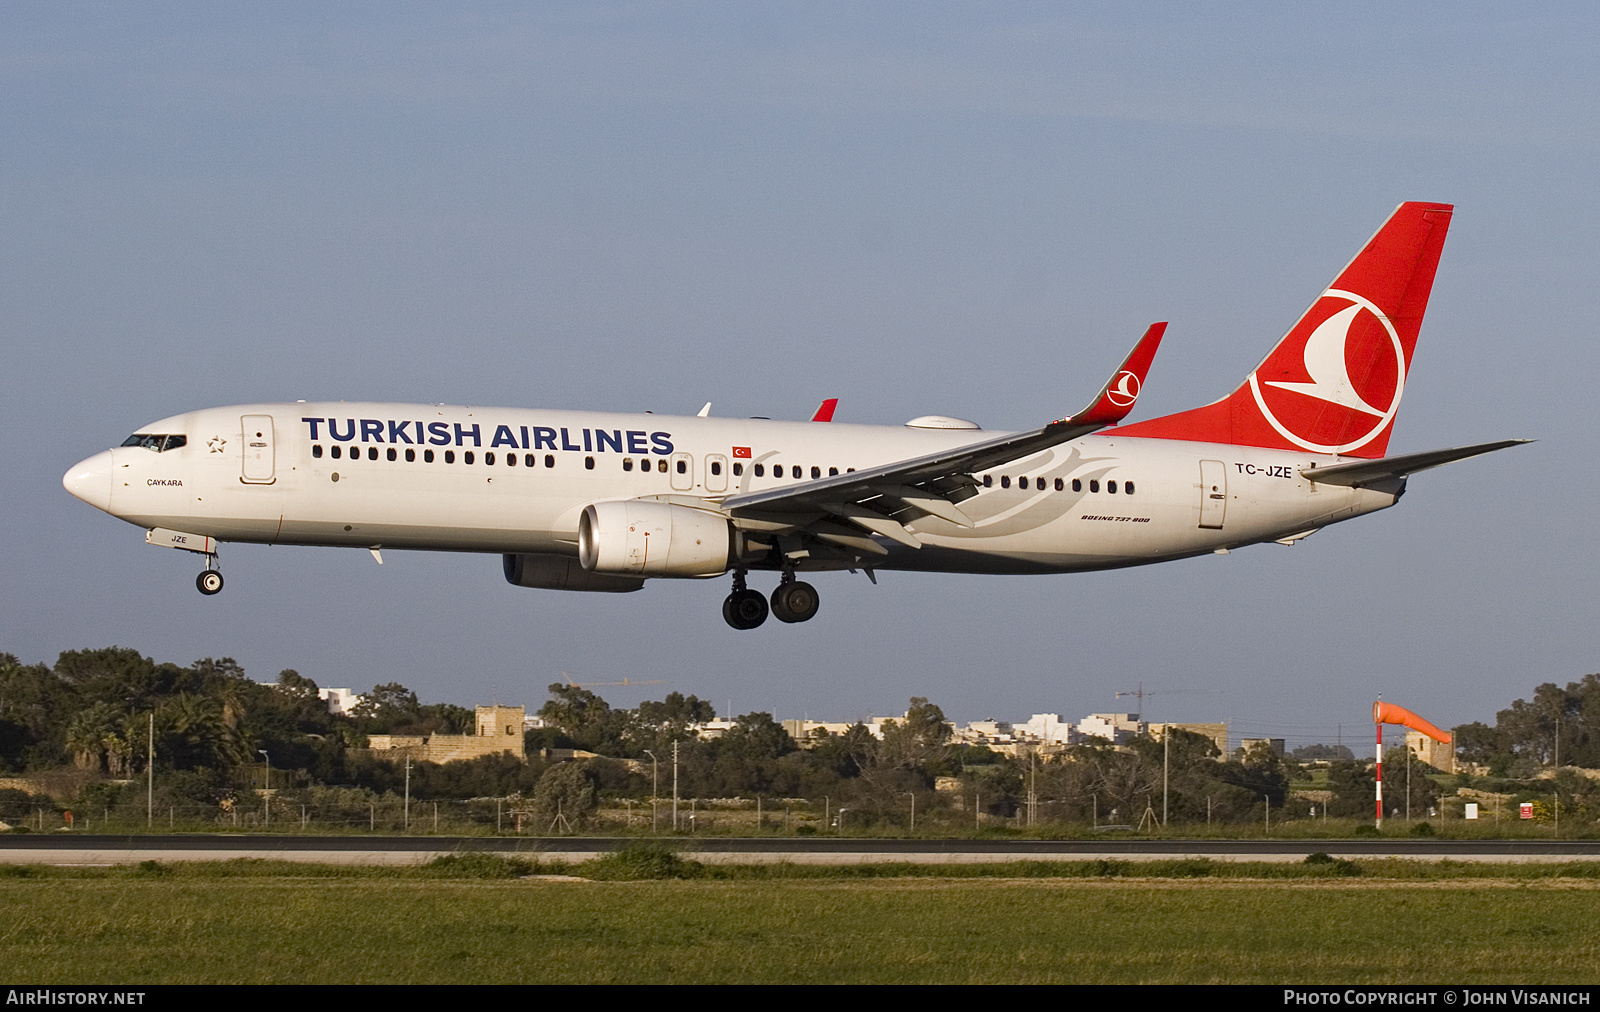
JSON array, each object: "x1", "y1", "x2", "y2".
[
  {"x1": 718, "y1": 323, "x2": 1166, "y2": 553},
  {"x1": 1299, "y1": 439, "x2": 1532, "y2": 488}
]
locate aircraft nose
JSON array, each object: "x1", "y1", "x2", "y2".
[{"x1": 63, "y1": 450, "x2": 114, "y2": 513}]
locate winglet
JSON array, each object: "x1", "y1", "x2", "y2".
[
  {"x1": 1060, "y1": 322, "x2": 1166, "y2": 426},
  {"x1": 811, "y1": 398, "x2": 839, "y2": 422}
]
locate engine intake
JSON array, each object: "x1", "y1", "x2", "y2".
[{"x1": 578, "y1": 500, "x2": 732, "y2": 577}]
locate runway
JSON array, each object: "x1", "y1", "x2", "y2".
[{"x1": 4, "y1": 834, "x2": 1599, "y2": 866}]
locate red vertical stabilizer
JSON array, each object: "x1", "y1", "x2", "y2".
[{"x1": 1115, "y1": 202, "x2": 1453, "y2": 458}]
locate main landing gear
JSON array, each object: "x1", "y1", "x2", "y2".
[
  {"x1": 722, "y1": 570, "x2": 819, "y2": 630},
  {"x1": 196, "y1": 554, "x2": 224, "y2": 596}
]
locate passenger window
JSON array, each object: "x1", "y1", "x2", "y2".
[
  {"x1": 545, "y1": 455, "x2": 555, "y2": 468},
  {"x1": 1054, "y1": 478, "x2": 1063, "y2": 491},
  {"x1": 485, "y1": 452, "x2": 496, "y2": 465},
  {"x1": 1037, "y1": 477, "x2": 1046, "y2": 490},
  {"x1": 406, "y1": 448, "x2": 416, "y2": 462},
  {"x1": 445, "y1": 450, "x2": 456, "y2": 464},
  {"x1": 366, "y1": 447, "x2": 377, "y2": 460},
  {"x1": 657, "y1": 459, "x2": 667, "y2": 473},
  {"x1": 312, "y1": 445, "x2": 323, "y2": 459},
  {"x1": 464, "y1": 451, "x2": 475, "y2": 464},
  {"x1": 525, "y1": 454, "x2": 535, "y2": 467},
  {"x1": 331, "y1": 445, "x2": 342, "y2": 459},
  {"x1": 1019, "y1": 476, "x2": 1027, "y2": 487},
  {"x1": 754, "y1": 464, "x2": 765, "y2": 477},
  {"x1": 585, "y1": 456, "x2": 595, "y2": 470},
  {"x1": 1001, "y1": 476, "x2": 1011, "y2": 489},
  {"x1": 983, "y1": 475, "x2": 992, "y2": 487},
  {"x1": 1072, "y1": 479, "x2": 1081, "y2": 492},
  {"x1": 733, "y1": 463, "x2": 744, "y2": 476},
  {"x1": 623, "y1": 458, "x2": 634, "y2": 472},
  {"x1": 506, "y1": 452, "x2": 515, "y2": 466},
  {"x1": 1108, "y1": 480, "x2": 1118, "y2": 493},
  {"x1": 387, "y1": 448, "x2": 398, "y2": 462},
  {"x1": 711, "y1": 461, "x2": 722, "y2": 476},
  {"x1": 675, "y1": 460, "x2": 686, "y2": 474},
  {"x1": 829, "y1": 467, "x2": 838, "y2": 476},
  {"x1": 1125, "y1": 481, "x2": 1135, "y2": 495},
  {"x1": 811, "y1": 466, "x2": 821, "y2": 479},
  {"x1": 425, "y1": 449, "x2": 435, "y2": 463},
  {"x1": 1089, "y1": 480, "x2": 1099, "y2": 493}
]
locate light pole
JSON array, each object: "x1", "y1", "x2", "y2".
[
  {"x1": 671, "y1": 740, "x2": 680, "y2": 831},
  {"x1": 146, "y1": 712, "x2": 154, "y2": 829},
  {"x1": 905, "y1": 793, "x2": 915, "y2": 834},
  {"x1": 643, "y1": 749, "x2": 659, "y2": 832},
  {"x1": 1162, "y1": 731, "x2": 1170, "y2": 827},
  {"x1": 258, "y1": 750, "x2": 270, "y2": 827}
]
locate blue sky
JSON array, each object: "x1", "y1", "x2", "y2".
[{"x1": 4, "y1": 4, "x2": 1596, "y2": 750}]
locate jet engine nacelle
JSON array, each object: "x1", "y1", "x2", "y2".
[
  {"x1": 578, "y1": 500, "x2": 732, "y2": 577},
  {"x1": 503, "y1": 552, "x2": 645, "y2": 593}
]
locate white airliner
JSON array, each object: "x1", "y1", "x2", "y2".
[{"x1": 64, "y1": 202, "x2": 1527, "y2": 629}]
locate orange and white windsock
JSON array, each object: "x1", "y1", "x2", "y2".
[{"x1": 1372, "y1": 701, "x2": 1452, "y2": 825}]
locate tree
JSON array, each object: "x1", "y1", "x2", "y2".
[
  {"x1": 533, "y1": 761, "x2": 598, "y2": 830},
  {"x1": 636, "y1": 691, "x2": 715, "y2": 725},
  {"x1": 538, "y1": 684, "x2": 626, "y2": 754},
  {"x1": 879, "y1": 698, "x2": 951, "y2": 770},
  {"x1": 717, "y1": 713, "x2": 795, "y2": 761},
  {"x1": 65, "y1": 703, "x2": 123, "y2": 771},
  {"x1": 351, "y1": 683, "x2": 421, "y2": 734}
]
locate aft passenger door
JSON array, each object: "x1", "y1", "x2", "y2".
[
  {"x1": 241, "y1": 415, "x2": 276, "y2": 484},
  {"x1": 1198, "y1": 459, "x2": 1226, "y2": 528}
]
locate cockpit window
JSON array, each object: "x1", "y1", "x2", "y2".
[{"x1": 120, "y1": 434, "x2": 186, "y2": 452}]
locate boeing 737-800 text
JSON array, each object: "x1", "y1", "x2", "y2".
[{"x1": 64, "y1": 202, "x2": 1527, "y2": 629}]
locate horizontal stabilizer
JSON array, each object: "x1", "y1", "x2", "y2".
[{"x1": 1300, "y1": 439, "x2": 1532, "y2": 488}]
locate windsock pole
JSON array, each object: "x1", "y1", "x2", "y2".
[{"x1": 1375, "y1": 721, "x2": 1384, "y2": 828}]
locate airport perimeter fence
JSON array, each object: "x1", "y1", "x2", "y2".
[
  {"x1": 3, "y1": 790, "x2": 1593, "y2": 838},
  {"x1": 0, "y1": 795, "x2": 834, "y2": 836}
]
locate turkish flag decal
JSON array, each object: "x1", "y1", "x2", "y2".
[{"x1": 732, "y1": 446, "x2": 752, "y2": 458}]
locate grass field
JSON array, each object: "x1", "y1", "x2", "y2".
[{"x1": 3, "y1": 857, "x2": 1600, "y2": 983}]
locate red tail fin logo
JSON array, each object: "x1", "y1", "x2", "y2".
[{"x1": 1249, "y1": 288, "x2": 1405, "y2": 453}]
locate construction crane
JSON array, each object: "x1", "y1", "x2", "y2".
[
  {"x1": 560, "y1": 671, "x2": 668, "y2": 689},
  {"x1": 1114, "y1": 682, "x2": 1213, "y2": 717}
]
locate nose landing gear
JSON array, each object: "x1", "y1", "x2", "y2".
[{"x1": 196, "y1": 555, "x2": 223, "y2": 595}]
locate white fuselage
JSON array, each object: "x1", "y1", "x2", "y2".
[{"x1": 66, "y1": 402, "x2": 1399, "y2": 576}]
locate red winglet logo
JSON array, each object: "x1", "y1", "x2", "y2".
[
  {"x1": 1068, "y1": 322, "x2": 1166, "y2": 426},
  {"x1": 810, "y1": 398, "x2": 838, "y2": 422}
]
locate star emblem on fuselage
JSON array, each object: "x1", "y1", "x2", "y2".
[{"x1": 208, "y1": 436, "x2": 227, "y2": 453}]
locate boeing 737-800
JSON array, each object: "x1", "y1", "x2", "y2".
[{"x1": 63, "y1": 202, "x2": 1527, "y2": 629}]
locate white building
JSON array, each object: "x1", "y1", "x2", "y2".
[
  {"x1": 1077, "y1": 712, "x2": 1146, "y2": 745},
  {"x1": 319, "y1": 687, "x2": 362, "y2": 716},
  {"x1": 1017, "y1": 713, "x2": 1080, "y2": 746}
]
